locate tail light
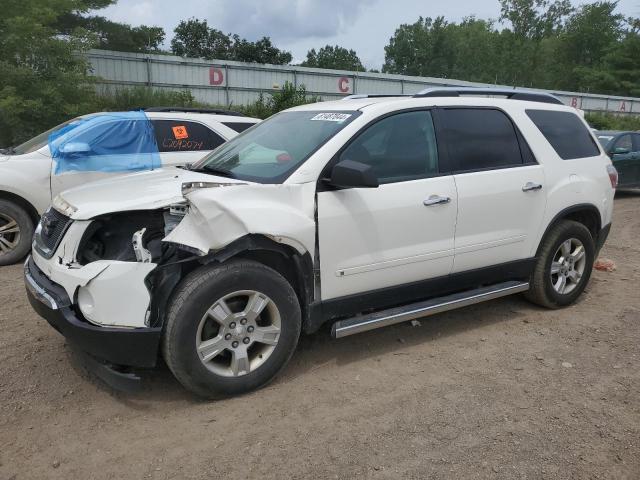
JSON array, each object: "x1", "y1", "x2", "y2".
[{"x1": 606, "y1": 165, "x2": 618, "y2": 188}]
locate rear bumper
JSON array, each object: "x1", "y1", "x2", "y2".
[{"x1": 25, "y1": 256, "x2": 162, "y2": 368}]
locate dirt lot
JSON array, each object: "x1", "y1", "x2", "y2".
[{"x1": 1, "y1": 193, "x2": 639, "y2": 480}]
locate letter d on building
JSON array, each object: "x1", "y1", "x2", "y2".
[{"x1": 209, "y1": 67, "x2": 224, "y2": 86}]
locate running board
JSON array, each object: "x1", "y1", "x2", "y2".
[{"x1": 331, "y1": 281, "x2": 530, "y2": 339}]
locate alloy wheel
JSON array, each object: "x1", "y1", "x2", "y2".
[
  {"x1": 195, "y1": 290, "x2": 282, "y2": 377},
  {"x1": 0, "y1": 213, "x2": 21, "y2": 257},
  {"x1": 550, "y1": 238, "x2": 586, "y2": 295}
]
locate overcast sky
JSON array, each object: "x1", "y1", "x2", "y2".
[{"x1": 100, "y1": 0, "x2": 640, "y2": 68}]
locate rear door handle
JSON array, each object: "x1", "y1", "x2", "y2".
[
  {"x1": 522, "y1": 182, "x2": 543, "y2": 192},
  {"x1": 423, "y1": 195, "x2": 451, "y2": 206}
]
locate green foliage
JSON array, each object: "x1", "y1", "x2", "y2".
[
  {"x1": 382, "y1": 1, "x2": 640, "y2": 95},
  {"x1": 242, "y1": 82, "x2": 320, "y2": 119},
  {"x1": 301, "y1": 45, "x2": 365, "y2": 71},
  {"x1": 55, "y1": 14, "x2": 165, "y2": 53},
  {"x1": 0, "y1": 0, "x2": 99, "y2": 147},
  {"x1": 93, "y1": 87, "x2": 199, "y2": 111},
  {"x1": 585, "y1": 112, "x2": 640, "y2": 131},
  {"x1": 171, "y1": 19, "x2": 292, "y2": 64}
]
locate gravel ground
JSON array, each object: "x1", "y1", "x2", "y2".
[{"x1": 1, "y1": 192, "x2": 639, "y2": 480}]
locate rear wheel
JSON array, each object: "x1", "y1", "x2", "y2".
[
  {"x1": 0, "y1": 200, "x2": 34, "y2": 266},
  {"x1": 163, "y1": 260, "x2": 301, "y2": 398},
  {"x1": 526, "y1": 220, "x2": 595, "y2": 308}
]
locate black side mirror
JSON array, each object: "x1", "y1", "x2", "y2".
[{"x1": 327, "y1": 159, "x2": 379, "y2": 189}]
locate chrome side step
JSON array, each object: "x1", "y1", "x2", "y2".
[{"x1": 331, "y1": 280, "x2": 530, "y2": 339}]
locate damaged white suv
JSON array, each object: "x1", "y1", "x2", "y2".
[{"x1": 25, "y1": 88, "x2": 616, "y2": 398}]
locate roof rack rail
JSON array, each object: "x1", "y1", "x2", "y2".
[
  {"x1": 413, "y1": 87, "x2": 563, "y2": 105},
  {"x1": 342, "y1": 94, "x2": 411, "y2": 100},
  {"x1": 143, "y1": 107, "x2": 246, "y2": 117}
]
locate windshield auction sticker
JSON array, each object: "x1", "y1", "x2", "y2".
[{"x1": 310, "y1": 113, "x2": 352, "y2": 123}]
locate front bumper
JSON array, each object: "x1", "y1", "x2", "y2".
[{"x1": 25, "y1": 256, "x2": 162, "y2": 368}]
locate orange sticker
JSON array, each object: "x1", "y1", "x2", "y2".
[{"x1": 172, "y1": 125, "x2": 189, "y2": 139}]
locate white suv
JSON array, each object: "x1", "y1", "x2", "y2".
[
  {"x1": 24, "y1": 88, "x2": 616, "y2": 398},
  {"x1": 0, "y1": 108, "x2": 259, "y2": 265}
]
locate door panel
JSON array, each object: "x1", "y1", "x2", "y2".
[
  {"x1": 318, "y1": 176, "x2": 457, "y2": 300},
  {"x1": 452, "y1": 165, "x2": 546, "y2": 272},
  {"x1": 611, "y1": 134, "x2": 635, "y2": 186}
]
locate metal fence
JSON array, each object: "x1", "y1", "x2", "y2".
[{"x1": 87, "y1": 49, "x2": 640, "y2": 115}]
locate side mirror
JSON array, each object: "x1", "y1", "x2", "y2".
[
  {"x1": 613, "y1": 146, "x2": 630, "y2": 155},
  {"x1": 328, "y1": 159, "x2": 379, "y2": 189},
  {"x1": 60, "y1": 142, "x2": 91, "y2": 155}
]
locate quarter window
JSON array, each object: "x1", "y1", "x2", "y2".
[
  {"x1": 440, "y1": 108, "x2": 523, "y2": 171},
  {"x1": 340, "y1": 110, "x2": 439, "y2": 184},
  {"x1": 222, "y1": 122, "x2": 256, "y2": 133},
  {"x1": 152, "y1": 120, "x2": 226, "y2": 152},
  {"x1": 526, "y1": 110, "x2": 600, "y2": 160}
]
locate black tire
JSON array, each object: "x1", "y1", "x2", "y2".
[
  {"x1": 525, "y1": 220, "x2": 595, "y2": 308},
  {"x1": 0, "y1": 199, "x2": 34, "y2": 266},
  {"x1": 162, "y1": 259, "x2": 301, "y2": 398}
]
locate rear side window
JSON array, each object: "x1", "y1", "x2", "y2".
[
  {"x1": 526, "y1": 110, "x2": 600, "y2": 160},
  {"x1": 222, "y1": 122, "x2": 256, "y2": 133},
  {"x1": 152, "y1": 120, "x2": 226, "y2": 153},
  {"x1": 440, "y1": 108, "x2": 523, "y2": 171}
]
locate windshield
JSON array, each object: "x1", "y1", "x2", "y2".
[
  {"x1": 596, "y1": 135, "x2": 614, "y2": 148},
  {"x1": 192, "y1": 110, "x2": 360, "y2": 183},
  {"x1": 11, "y1": 117, "x2": 85, "y2": 155}
]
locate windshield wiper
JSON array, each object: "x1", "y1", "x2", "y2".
[
  {"x1": 0, "y1": 147, "x2": 15, "y2": 155},
  {"x1": 189, "y1": 165, "x2": 236, "y2": 178}
]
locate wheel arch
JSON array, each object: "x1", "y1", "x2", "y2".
[
  {"x1": 155, "y1": 234, "x2": 315, "y2": 333},
  {"x1": 535, "y1": 204, "x2": 602, "y2": 257},
  {"x1": 0, "y1": 190, "x2": 40, "y2": 224}
]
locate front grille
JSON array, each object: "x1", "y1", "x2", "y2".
[{"x1": 34, "y1": 208, "x2": 73, "y2": 258}]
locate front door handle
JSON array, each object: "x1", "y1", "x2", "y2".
[
  {"x1": 423, "y1": 195, "x2": 451, "y2": 206},
  {"x1": 522, "y1": 182, "x2": 543, "y2": 192}
]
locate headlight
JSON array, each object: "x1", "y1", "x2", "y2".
[
  {"x1": 52, "y1": 195, "x2": 77, "y2": 216},
  {"x1": 164, "y1": 203, "x2": 188, "y2": 236}
]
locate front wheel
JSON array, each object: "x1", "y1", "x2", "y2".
[
  {"x1": 525, "y1": 220, "x2": 595, "y2": 308},
  {"x1": 0, "y1": 199, "x2": 34, "y2": 266},
  {"x1": 163, "y1": 260, "x2": 301, "y2": 398}
]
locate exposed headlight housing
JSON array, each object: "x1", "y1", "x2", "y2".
[
  {"x1": 181, "y1": 181, "x2": 244, "y2": 196},
  {"x1": 52, "y1": 195, "x2": 77, "y2": 216}
]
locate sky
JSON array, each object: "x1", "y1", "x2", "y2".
[{"x1": 100, "y1": 0, "x2": 640, "y2": 69}]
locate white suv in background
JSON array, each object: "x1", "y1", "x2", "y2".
[
  {"x1": 24, "y1": 88, "x2": 616, "y2": 398},
  {"x1": 0, "y1": 107, "x2": 259, "y2": 265}
]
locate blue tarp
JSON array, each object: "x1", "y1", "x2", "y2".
[{"x1": 49, "y1": 111, "x2": 160, "y2": 174}]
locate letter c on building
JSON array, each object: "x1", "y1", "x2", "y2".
[{"x1": 338, "y1": 77, "x2": 350, "y2": 93}]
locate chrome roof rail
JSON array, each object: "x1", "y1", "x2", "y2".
[{"x1": 413, "y1": 87, "x2": 563, "y2": 105}]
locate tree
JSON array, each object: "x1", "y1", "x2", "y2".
[
  {"x1": 498, "y1": 0, "x2": 573, "y2": 40},
  {"x1": 382, "y1": 17, "x2": 457, "y2": 77},
  {"x1": 301, "y1": 45, "x2": 365, "y2": 71},
  {"x1": 232, "y1": 35, "x2": 292, "y2": 64},
  {"x1": 55, "y1": 12, "x2": 165, "y2": 53},
  {"x1": 171, "y1": 19, "x2": 292, "y2": 64},
  {"x1": 0, "y1": 0, "x2": 102, "y2": 147},
  {"x1": 171, "y1": 19, "x2": 232, "y2": 59}
]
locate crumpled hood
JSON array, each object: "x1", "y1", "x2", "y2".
[{"x1": 61, "y1": 168, "x2": 247, "y2": 220}]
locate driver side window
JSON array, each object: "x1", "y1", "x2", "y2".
[
  {"x1": 613, "y1": 134, "x2": 632, "y2": 153},
  {"x1": 340, "y1": 110, "x2": 439, "y2": 184}
]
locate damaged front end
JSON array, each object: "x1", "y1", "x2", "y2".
[{"x1": 31, "y1": 202, "x2": 195, "y2": 331}]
